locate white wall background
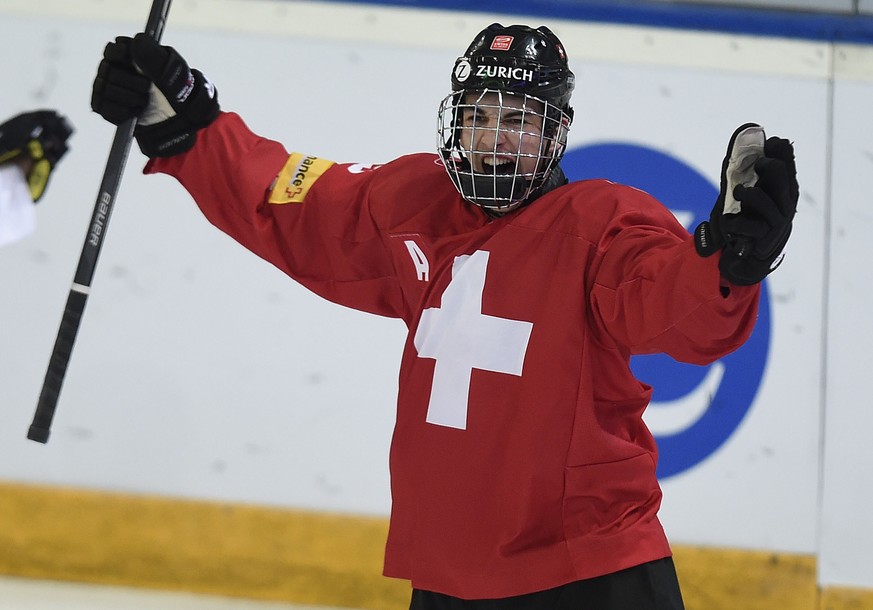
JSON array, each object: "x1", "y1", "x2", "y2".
[
  {"x1": 0, "y1": 0, "x2": 869, "y2": 592},
  {"x1": 819, "y1": 42, "x2": 873, "y2": 589}
]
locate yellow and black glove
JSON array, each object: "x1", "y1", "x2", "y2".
[{"x1": 0, "y1": 110, "x2": 74, "y2": 202}]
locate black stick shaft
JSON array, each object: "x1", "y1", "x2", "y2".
[{"x1": 27, "y1": 0, "x2": 173, "y2": 444}]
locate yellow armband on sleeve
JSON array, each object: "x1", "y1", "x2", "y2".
[{"x1": 268, "y1": 152, "x2": 335, "y2": 204}]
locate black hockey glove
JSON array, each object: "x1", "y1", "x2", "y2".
[
  {"x1": 0, "y1": 110, "x2": 74, "y2": 202},
  {"x1": 91, "y1": 33, "x2": 219, "y2": 158},
  {"x1": 694, "y1": 123, "x2": 798, "y2": 286}
]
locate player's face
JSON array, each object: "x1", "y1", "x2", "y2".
[{"x1": 458, "y1": 92, "x2": 545, "y2": 177}]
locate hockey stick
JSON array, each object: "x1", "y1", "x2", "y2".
[{"x1": 27, "y1": 0, "x2": 173, "y2": 444}]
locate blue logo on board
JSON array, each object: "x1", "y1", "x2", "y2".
[{"x1": 562, "y1": 143, "x2": 771, "y2": 478}]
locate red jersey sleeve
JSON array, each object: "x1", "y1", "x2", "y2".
[
  {"x1": 145, "y1": 112, "x2": 404, "y2": 318},
  {"x1": 588, "y1": 186, "x2": 760, "y2": 364}
]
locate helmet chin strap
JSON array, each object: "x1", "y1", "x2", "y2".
[
  {"x1": 505, "y1": 164, "x2": 568, "y2": 213},
  {"x1": 456, "y1": 172, "x2": 530, "y2": 212},
  {"x1": 536, "y1": 164, "x2": 568, "y2": 197},
  {"x1": 446, "y1": 162, "x2": 568, "y2": 215}
]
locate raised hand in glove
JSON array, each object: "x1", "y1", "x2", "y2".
[
  {"x1": 91, "y1": 33, "x2": 219, "y2": 158},
  {"x1": 0, "y1": 110, "x2": 74, "y2": 202},
  {"x1": 695, "y1": 123, "x2": 798, "y2": 286}
]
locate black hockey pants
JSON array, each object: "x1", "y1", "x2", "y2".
[{"x1": 409, "y1": 557, "x2": 685, "y2": 610}]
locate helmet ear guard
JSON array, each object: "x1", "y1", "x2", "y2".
[{"x1": 437, "y1": 24, "x2": 574, "y2": 212}]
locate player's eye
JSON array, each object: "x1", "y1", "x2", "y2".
[{"x1": 464, "y1": 111, "x2": 487, "y2": 126}]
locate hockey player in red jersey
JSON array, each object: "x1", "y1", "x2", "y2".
[{"x1": 91, "y1": 22, "x2": 797, "y2": 610}]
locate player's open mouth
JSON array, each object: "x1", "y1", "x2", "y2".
[{"x1": 482, "y1": 156, "x2": 517, "y2": 175}]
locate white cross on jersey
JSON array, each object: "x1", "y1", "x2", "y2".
[{"x1": 414, "y1": 250, "x2": 533, "y2": 429}]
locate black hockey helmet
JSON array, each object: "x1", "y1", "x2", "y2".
[
  {"x1": 438, "y1": 24, "x2": 575, "y2": 212},
  {"x1": 450, "y1": 23, "x2": 575, "y2": 116}
]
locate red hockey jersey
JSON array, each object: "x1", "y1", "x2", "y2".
[{"x1": 147, "y1": 112, "x2": 760, "y2": 599}]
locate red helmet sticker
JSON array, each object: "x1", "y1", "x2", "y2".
[{"x1": 490, "y1": 35, "x2": 514, "y2": 51}]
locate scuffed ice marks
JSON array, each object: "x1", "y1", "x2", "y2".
[{"x1": 31, "y1": 29, "x2": 63, "y2": 102}]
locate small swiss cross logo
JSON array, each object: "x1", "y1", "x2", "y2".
[{"x1": 490, "y1": 35, "x2": 514, "y2": 51}]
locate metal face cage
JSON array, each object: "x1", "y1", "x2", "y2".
[{"x1": 437, "y1": 89, "x2": 571, "y2": 213}]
